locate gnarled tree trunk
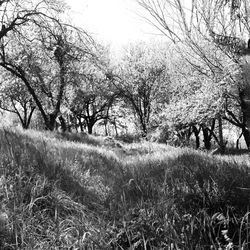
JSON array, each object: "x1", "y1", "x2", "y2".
[{"x1": 241, "y1": 55, "x2": 250, "y2": 149}]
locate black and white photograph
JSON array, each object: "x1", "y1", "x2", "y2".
[{"x1": 0, "y1": 0, "x2": 250, "y2": 249}]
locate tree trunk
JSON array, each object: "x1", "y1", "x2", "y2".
[
  {"x1": 141, "y1": 122, "x2": 147, "y2": 137},
  {"x1": 202, "y1": 126, "x2": 212, "y2": 150},
  {"x1": 236, "y1": 132, "x2": 243, "y2": 149},
  {"x1": 74, "y1": 116, "x2": 78, "y2": 132},
  {"x1": 26, "y1": 106, "x2": 36, "y2": 129},
  {"x1": 113, "y1": 118, "x2": 118, "y2": 137},
  {"x1": 104, "y1": 119, "x2": 108, "y2": 136},
  {"x1": 192, "y1": 125, "x2": 200, "y2": 149},
  {"x1": 243, "y1": 106, "x2": 250, "y2": 150},
  {"x1": 87, "y1": 123, "x2": 94, "y2": 134},
  {"x1": 242, "y1": 127, "x2": 250, "y2": 149},
  {"x1": 241, "y1": 55, "x2": 250, "y2": 151},
  {"x1": 45, "y1": 114, "x2": 57, "y2": 131},
  {"x1": 22, "y1": 122, "x2": 29, "y2": 130},
  {"x1": 66, "y1": 114, "x2": 72, "y2": 132},
  {"x1": 218, "y1": 116, "x2": 225, "y2": 153},
  {"x1": 59, "y1": 115, "x2": 67, "y2": 133},
  {"x1": 77, "y1": 117, "x2": 84, "y2": 132}
]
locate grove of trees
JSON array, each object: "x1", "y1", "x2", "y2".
[
  {"x1": 136, "y1": 0, "x2": 250, "y2": 150},
  {"x1": 1, "y1": 0, "x2": 250, "y2": 151}
]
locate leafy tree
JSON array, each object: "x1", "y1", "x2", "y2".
[
  {"x1": 0, "y1": 76, "x2": 35, "y2": 129},
  {"x1": 70, "y1": 65, "x2": 117, "y2": 134},
  {"x1": 137, "y1": 0, "x2": 250, "y2": 149},
  {"x1": 114, "y1": 43, "x2": 169, "y2": 137},
  {"x1": 162, "y1": 43, "x2": 245, "y2": 149},
  {"x1": 0, "y1": 11, "x2": 95, "y2": 130}
]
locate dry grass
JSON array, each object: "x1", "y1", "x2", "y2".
[{"x1": 0, "y1": 127, "x2": 250, "y2": 249}]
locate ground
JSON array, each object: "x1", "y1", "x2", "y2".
[{"x1": 0, "y1": 127, "x2": 250, "y2": 249}]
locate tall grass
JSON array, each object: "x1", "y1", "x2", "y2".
[{"x1": 0, "y1": 127, "x2": 250, "y2": 249}]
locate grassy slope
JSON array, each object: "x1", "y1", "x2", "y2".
[{"x1": 0, "y1": 127, "x2": 250, "y2": 249}]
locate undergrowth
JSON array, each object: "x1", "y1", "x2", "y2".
[{"x1": 0, "y1": 127, "x2": 250, "y2": 249}]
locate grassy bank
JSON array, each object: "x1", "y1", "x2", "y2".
[{"x1": 0, "y1": 127, "x2": 250, "y2": 249}]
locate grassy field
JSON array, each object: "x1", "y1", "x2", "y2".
[{"x1": 0, "y1": 127, "x2": 250, "y2": 249}]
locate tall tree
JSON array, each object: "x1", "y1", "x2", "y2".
[{"x1": 0, "y1": 8, "x2": 95, "y2": 130}]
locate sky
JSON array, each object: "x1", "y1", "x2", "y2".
[{"x1": 65, "y1": 0, "x2": 162, "y2": 50}]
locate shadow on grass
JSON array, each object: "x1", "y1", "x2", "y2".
[
  {"x1": 223, "y1": 148, "x2": 249, "y2": 155},
  {"x1": 0, "y1": 129, "x2": 108, "y2": 212},
  {"x1": 2, "y1": 128, "x2": 250, "y2": 249},
  {"x1": 106, "y1": 149, "x2": 250, "y2": 249}
]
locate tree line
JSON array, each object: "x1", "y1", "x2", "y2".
[{"x1": 0, "y1": 0, "x2": 250, "y2": 151}]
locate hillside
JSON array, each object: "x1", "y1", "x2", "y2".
[{"x1": 0, "y1": 128, "x2": 250, "y2": 249}]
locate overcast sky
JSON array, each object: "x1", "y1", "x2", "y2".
[{"x1": 65, "y1": 0, "x2": 163, "y2": 50}]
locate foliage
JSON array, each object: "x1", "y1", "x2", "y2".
[
  {"x1": 1, "y1": 1, "x2": 250, "y2": 248},
  {"x1": 0, "y1": 0, "x2": 97, "y2": 131},
  {"x1": 166, "y1": 40, "x2": 239, "y2": 123},
  {"x1": 114, "y1": 42, "x2": 170, "y2": 136},
  {"x1": 137, "y1": 0, "x2": 250, "y2": 149},
  {"x1": 69, "y1": 52, "x2": 117, "y2": 134},
  {"x1": 0, "y1": 75, "x2": 35, "y2": 129}
]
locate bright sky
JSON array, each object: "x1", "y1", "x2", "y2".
[{"x1": 65, "y1": 0, "x2": 162, "y2": 50}]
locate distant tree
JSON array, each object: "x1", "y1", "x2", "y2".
[
  {"x1": 70, "y1": 71, "x2": 117, "y2": 134},
  {"x1": 163, "y1": 46, "x2": 243, "y2": 149},
  {"x1": 114, "y1": 43, "x2": 169, "y2": 137},
  {"x1": 0, "y1": 77, "x2": 35, "y2": 129}
]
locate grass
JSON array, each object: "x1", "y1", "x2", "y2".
[{"x1": 0, "y1": 127, "x2": 250, "y2": 249}]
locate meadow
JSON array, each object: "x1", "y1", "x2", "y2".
[{"x1": 0, "y1": 127, "x2": 250, "y2": 249}]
